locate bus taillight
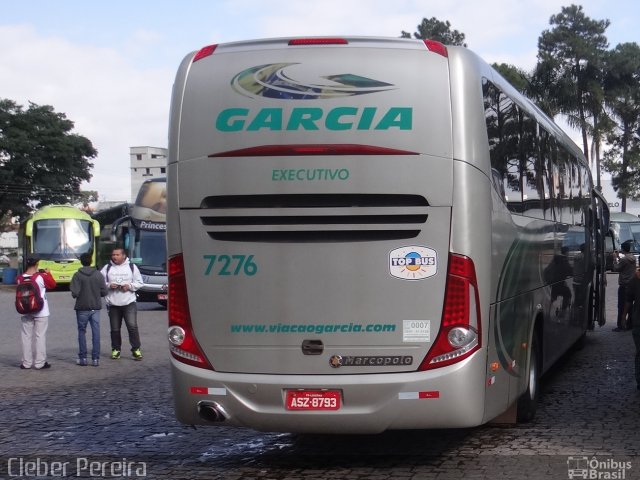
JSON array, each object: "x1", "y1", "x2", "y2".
[
  {"x1": 167, "y1": 254, "x2": 214, "y2": 370},
  {"x1": 418, "y1": 253, "x2": 481, "y2": 370},
  {"x1": 423, "y1": 40, "x2": 448, "y2": 57},
  {"x1": 288, "y1": 38, "x2": 348, "y2": 46},
  {"x1": 192, "y1": 44, "x2": 217, "y2": 62}
]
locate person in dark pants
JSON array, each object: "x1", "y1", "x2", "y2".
[
  {"x1": 100, "y1": 248, "x2": 144, "y2": 360},
  {"x1": 70, "y1": 252, "x2": 108, "y2": 366},
  {"x1": 613, "y1": 240, "x2": 636, "y2": 331},
  {"x1": 621, "y1": 268, "x2": 640, "y2": 390}
]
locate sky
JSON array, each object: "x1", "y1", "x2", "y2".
[{"x1": 1, "y1": 0, "x2": 638, "y2": 203}]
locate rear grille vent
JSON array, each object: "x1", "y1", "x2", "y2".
[
  {"x1": 198, "y1": 194, "x2": 429, "y2": 243},
  {"x1": 201, "y1": 194, "x2": 428, "y2": 209}
]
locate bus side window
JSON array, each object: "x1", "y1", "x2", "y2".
[
  {"x1": 570, "y1": 160, "x2": 582, "y2": 225},
  {"x1": 483, "y1": 80, "x2": 523, "y2": 213},
  {"x1": 521, "y1": 113, "x2": 543, "y2": 219},
  {"x1": 579, "y1": 164, "x2": 591, "y2": 227},
  {"x1": 539, "y1": 128, "x2": 554, "y2": 221},
  {"x1": 556, "y1": 152, "x2": 571, "y2": 224},
  {"x1": 491, "y1": 168, "x2": 506, "y2": 201}
]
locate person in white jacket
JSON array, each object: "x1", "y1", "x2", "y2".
[
  {"x1": 19, "y1": 256, "x2": 56, "y2": 369},
  {"x1": 101, "y1": 248, "x2": 144, "y2": 360}
]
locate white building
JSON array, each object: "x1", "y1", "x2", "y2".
[
  {"x1": 599, "y1": 174, "x2": 640, "y2": 217},
  {"x1": 0, "y1": 232, "x2": 18, "y2": 250},
  {"x1": 130, "y1": 146, "x2": 168, "y2": 201}
]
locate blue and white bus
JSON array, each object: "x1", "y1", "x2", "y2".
[{"x1": 96, "y1": 178, "x2": 168, "y2": 306}]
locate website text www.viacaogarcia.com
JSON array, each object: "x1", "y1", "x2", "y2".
[{"x1": 231, "y1": 322, "x2": 396, "y2": 334}]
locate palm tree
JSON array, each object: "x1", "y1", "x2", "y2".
[
  {"x1": 602, "y1": 43, "x2": 640, "y2": 211},
  {"x1": 536, "y1": 5, "x2": 610, "y2": 187}
]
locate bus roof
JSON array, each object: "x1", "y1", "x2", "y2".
[{"x1": 28, "y1": 204, "x2": 95, "y2": 222}]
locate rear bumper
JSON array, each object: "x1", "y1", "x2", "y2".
[
  {"x1": 170, "y1": 353, "x2": 488, "y2": 433},
  {"x1": 136, "y1": 282, "x2": 168, "y2": 303}
]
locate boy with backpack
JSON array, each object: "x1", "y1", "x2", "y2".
[{"x1": 16, "y1": 256, "x2": 57, "y2": 369}]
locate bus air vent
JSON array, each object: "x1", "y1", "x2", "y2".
[{"x1": 198, "y1": 194, "x2": 429, "y2": 243}]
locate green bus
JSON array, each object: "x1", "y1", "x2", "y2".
[{"x1": 20, "y1": 204, "x2": 100, "y2": 285}]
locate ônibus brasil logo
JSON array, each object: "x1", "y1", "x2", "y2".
[{"x1": 231, "y1": 63, "x2": 395, "y2": 100}]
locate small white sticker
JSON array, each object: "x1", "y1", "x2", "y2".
[
  {"x1": 389, "y1": 245, "x2": 437, "y2": 280},
  {"x1": 403, "y1": 320, "x2": 430, "y2": 342},
  {"x1": 208, "y1": 388, "x2": 227, "y2": 396}
]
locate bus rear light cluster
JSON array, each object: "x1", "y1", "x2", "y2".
[
  {"x1": 423, "y1": 40, "x2": 448, "y2": 57},
  {"x1": 209, "y1": 144, "x2": 417, "y2": 158},
  {"x1": 419, "y1": 254, "x2": 481, "y2": 370},
  {"x1": 168, "y1": 254, "x2": 213, "y2": 370},
  {"x1": 288, "y1": 38, "x2": 348, "y2": 46},
  {"x1": 192, "y1": 44, "x2": 217, "y2": 62},
  {"x1": 427, "y1": 327, "x2": 479, "y2": 365}
]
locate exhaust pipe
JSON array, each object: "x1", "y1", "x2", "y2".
[{"x1": 197, "y1": 401, "x2": 228, "y2": 423}]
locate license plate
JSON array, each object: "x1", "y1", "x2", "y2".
[
  {"x1": 158, "y1": 293, "x2": 168, "y2": 300},
  {"x1": 285, "y1": 390, "x2": 341, "y2": 411}
]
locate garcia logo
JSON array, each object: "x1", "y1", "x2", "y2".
[
  {"x1": 231, "y1": 63, "x2": 395, "y2": 100},
  {"x1": 217, "y1": 63, "x2": 412, "y2": 132},
  {"x1": 389, "y1": 246, "x2": 437, "y2": 280},
  {"x1": 215, "y1": 106, "x2": 412, "y2": 132}
]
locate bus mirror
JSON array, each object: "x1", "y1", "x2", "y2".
[
  {"x1": 93, "y1": 221, "x2": 100, "y2": 237},
  {"x1": 25, "y1": 221, "x2": 33, "y2": 237}
]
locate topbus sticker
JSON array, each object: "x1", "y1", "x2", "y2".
[{"x1": 389, "y1": 246, "x2": 437, "y2": 280}]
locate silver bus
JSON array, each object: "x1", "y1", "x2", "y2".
[{"x1": 166, "y1": 37, "x2": 608, "y2": 433}]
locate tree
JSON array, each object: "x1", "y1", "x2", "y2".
[
  {"x1": 528, "y1": 54, "x2": 575, "y2": 119},
  {"x1": 493, "y1": 63, "x2": 532, "y2": 94},
  {"x1": 401, "y1": 17, "x2": 467, "y2": 46},
  {"x1": 0, "y1": 99, "x2": 97, "y2": 221},
  {"x1": 76, "y1": 190, "x2": 99, "y2": 209},
  {"x1": 602, "y1": 43, "x2": 640, "y2": 211},
  {"x1": 536, "y1": 4, "x2": 610, "y2": 188}
]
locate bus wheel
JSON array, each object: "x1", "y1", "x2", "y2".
[{"x1": 516, "y1": 333, "x2": 540, "y2": 423}]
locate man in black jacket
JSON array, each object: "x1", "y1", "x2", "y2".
[
  {"x1": 622, "y1": 268, "x2": 640, "y2": 391},
  {"x1": 613, "y1": 240, "x2": 637, "y2": 331},
  {"x1": 70, "y1": 253, "x2": 108, "y2": 366}
]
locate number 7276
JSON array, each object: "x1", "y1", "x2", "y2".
[{"x1": 203, "y1": 254, "x2": 258, "y2": 276}]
